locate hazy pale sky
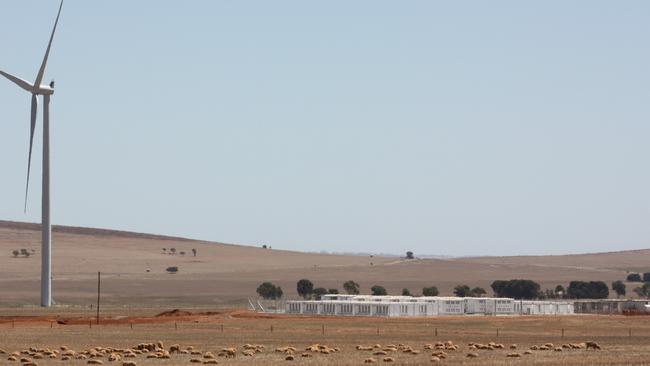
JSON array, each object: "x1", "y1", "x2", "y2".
[{"x1": 1, "y1": 1, "x2": 649, "y2": 256}]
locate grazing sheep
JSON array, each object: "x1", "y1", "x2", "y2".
[
  {"x1": 203, "y1": 361, "x2": 218, "y2": 365},
  {"x1": 466, "y1": 353, "x2": 479, "y2": 358},
  {"x1": 585, "y1": 342, "x2": 601, "y2": 350},
  {"x1": 61, "y1": 356, "x2": 71, "y2": 361},
  {"x1": 510, "y1": 344, "x2": 517, "y2": 349},
  {"x1": 7, "y1": 356, "x2": 17, "y2": 361},
  {"x1": 544, "y1": 343, "x2": 554, "y2": 348},
  {"x1": 203, "y1": 352, "x2": 216, "y2": 359},
  {"x1": 424, "y1": 344, "x2": 434, "y2": 350},
  {"x1": 523, "y1": 351, "x2": 533, "y2": 355},
  {"x1": 431, "y1": 356, "x2": 441, "y2": 362},
  {"x1": 554, "y1": 347, "x2": 563, "y2": 352},
  {"x1": 88, "y1": 360, "x2": 104, "y2": 365},
  {"x1": 219, "y1": 348, "x2": 236, "y2": 358},
  {"x1": 506, "y1": 353, "x2": 522, "y2": 358},
  {"x1": 364, "y1": 358, "x2": 377, "y2": 364},
  {"x1": 301, "y1": 353, "x2": 312, "y2": 358},
  {"x1": 530, "y1": 345, "x2": 539, "y2": 351},
  {"x1": 285, "y1": 355, "x2": 295, "y2": 361},
  {"x1": 373, "y1": 344, "x2": 382, "y2": 349},
  {"x1": 190, "y1": 359, "x2": 203, "y2": 363},
  {"x1": 108, "y1": 354, "x2": 121, "y2": 362},
  {"x1": 121, "y1": 362, "x2": 137, "y2": 366},
  {"x1": 22, "y1": 363, "x2": 38, "y2": 366},
  {"x1": 357, "y1": 346, "x2": 374, "y2": 351},
  {"x1": 431, "y1": 351, "x2": 447, "y2": 359},
  {"x1": 373, "y1": 351, "x2": 388, "y2": 356},
  {"x1": 169, "y1": 345, "x2": 181, "y2": 354},
  {"x1": 382, "y1": 357, "x2": 395, "y2": 362},
  {"x1": 241, "y1": 350, "x2": 255, "y2": 357},
  {"x1": 383, "y1": 347, "x2": 398, "y2": 352},
  {"x1": 20, "y1": 357, "x2": 31, "y2": 363}
]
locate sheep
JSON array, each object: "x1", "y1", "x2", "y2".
[
  {"x1": 203, "y1": 352, "x2": 216, "y2": 359},
  {"x1": 61, "y1": 356, "x2": 71, "y2": 361},
  {"x1": 357, "y1": 346, "x2": 374, "y2": 351},
  {"x1": 431, "y1": 356, "x2": 441, "y2": 362},
  {"x1": 364, "y1": 358, "x2": 377, "y2": 363},
  {"x1": 108, "y1": 354, "x2": 121, "y2": 362},
  {"x1": 382, "y1": 357, "x2": 395, "y2": 362},
  {"x1": 431, "y1": 351, "x2": 446, "y2": 359},
  {"x1": 190, "y1": 359, "x2": 203, "y2": 363},
  {"x1": 373, "y1": 350, "x2": 388, "y2": 356},
  {"x1": 466, "y1": 352, "x2": 479, "y2": 358},
  {"x1": 585, "y1": 342, "x2": 601, "y2": 350},
  {"x1": 301, "y1": 353, "x2": 312, "y2": 358},
  {"x1": 88, "y1": 360, "x2": 104, "y2": 365},
  {"x1": 554, "y1": 347, "x2": 563, "y2": 352},
  {"x1": 523, "y1": 351, "x2": 533, "y2": 355},
  {"x1": 169, "y1": 345, "x2": 182, "y2": 354},
  {"x1": 121, "y1": 362, "x2": 137, "y2": 366},
  {"x1": 510, "y1": 344, "x2": 517, "y2": 349},
  {"x1": 20, "y1": 357, "x2": 32, "y2": 363},
  {"x1": 544, "y1": 343, "x2": 554, "y2": 348},
  {"x1": 285, "y1": 355, "x2": 295, "y2": 361},
  {"x1": 219, "y1": 348, "x2": 237, "y2": 358},
  {"x1": 506, "y1": 353, "x2": 521, "y2": 358},
  {"x1": 241, "y1": 350, "x2": 255, "y2": 357},
  {"x1": 7, "y1": 356, "x2": 17, "y2": 362},
  {"x1": 22, "y1": 363, "x2": 38, "y2": 366},
  {"x1": 203, "y1": 361, "x2": 218, "y2": 365}
]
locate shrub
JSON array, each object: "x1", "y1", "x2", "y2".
[
  {"x1": 166, "y1": 266, "x2": 178, "y2": 274},
  {"x1": 453, "y1": 285, "x2": 471, "y2": 297},
  {"x1": 297, "y1": 279, "x2": 314, "y2": 299},
  {"x1": 313, "y1": 287, "x2": 328, "y2": 300},
  {"x1": 422, "y1": 286, "x2": 439, "y2": 296},
  {"x1": 634, "y1": 283, "x2": 650, "y2": 298},
  {"x1": 371, "y1": 285, "x2": 387, "y2": 296},
  {"x1": 327, "y1": 288, "x2": 339, "y2": 294},
  {"x1": 402, "y1": 288, "x2": 412, "y2": 296},
  {"x1": 12, "y1": 250, "x2": 19, "y2": 257},
  {"x1": 406, "y1": 251, "x2": 414, "y2": 259},
  {"x1": 627, "y1": 273, "x2": 642, "y2": 282},
  {"x1": 343, "y1": 280, "x2": 360, "y2": 295},
  {"x1": 644, "y1": 273, "x2": 650, "y2": 282},
  {"x1": 470, "y1": 287, "x2": 486, "y2": 297}
]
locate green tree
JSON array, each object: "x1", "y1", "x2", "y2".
[
  {"x1": 327, "y1": 288, "x2": 339, "y2": 294},
  {"x1": 555, "y1": 285, "x2": 566, "y2": 298},
  {"x1": 312, "y1": 287, "x2": 328, "y2": 300},
  {"x1": 612, "y1": 280, "x2": 626, "y2": 298},
  {"x1": 422, "y1": 286, "x2": 439, "y2": 296},
  {"x1": 371, "y1": 285, "x2": 387, "y2": 296},
  {"x1": 469, "y1": 287, "x2": 486, "y2": 297},
  {"x1": 406, "y1": 251, "x2": 414, "y2": 259},
  {"x1": 402, "y1": 288, "x2": 412, "y2": 296},
  {"x1": 567, "y1": 281, "x2": 609, "y2": 299},
  {"x1": 453, "y1": 285, "x2": 471, "y2": 297},
  {"x1": 343, "y1": 280, "x2": 360, "y2": 295},
  {"x1": 491, "y1": 279, "x2": 541, "y2": 299},
  {"x1": 297, "y1": 279, "x2": 314, "y2": 299},
  {"x1": 257, "y1": 282, "x2": 283, "y2": 299},
  {"x1": 634, "y1": 283, "x2": 650, "y2": 298},
  {"x1": 627, "y1": 273, "x2": 642, "y2": 282},
  {"x1": 644, "y1": 273, "x2": 650, "y2": 282}
]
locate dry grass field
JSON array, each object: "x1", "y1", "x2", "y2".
[
  {"x1": 0, "y1": 308, "x2": 649, "y2": 365},
  {"x1": 1, "y1": 220, "x2": 647, "y2": 307}
]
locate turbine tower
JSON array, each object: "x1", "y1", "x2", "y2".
[{"x1": 0, "y1": 0, "x2": 64, "y2": 307}]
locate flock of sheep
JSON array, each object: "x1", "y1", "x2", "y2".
[{"x1": 0, "y1": 339, "x2": 601, "y2": 365}]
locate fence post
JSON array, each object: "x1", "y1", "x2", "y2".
[
  {"x1": 322, "y1": 324, "x2": 325, "y2": 335},
  {"x1": 130, "y1": 322, "x2": 133, "y2": 329},
  {"x1": 629, "y1": 328, "x2": 632, "y2": 337},
  {"x1": 271, "y1": 325, "x2": 274, "y2": 332},
  {"x1": 496, "y1": 328, "x2": 499, "y2": 338},
  {"x1": 561, "y1": 328, "x2": 564, "y2": 338},
  {"x1": 221, "y1": 324, "x2": 224, "y2": 333},
  {"x1": 435, "y1": 327, "x2": 438, "y2": 337},
  {"x1": 175, "y1": 322, "x2": 177, "y2": 330}
]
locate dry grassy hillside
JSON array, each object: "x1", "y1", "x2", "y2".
[{"x1": 0, "y1": 220, "x2": 638, "y2": 307}]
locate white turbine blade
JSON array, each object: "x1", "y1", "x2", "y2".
[
  {"x1": 0, "y1": 70, "x2": 34, "y2": 92},
  {"x1": 34, "y1": 0, "x2": 63, "y2": 89},
  {"x1": 25, "y1": 94, "x2": 38, "y2": 212}
]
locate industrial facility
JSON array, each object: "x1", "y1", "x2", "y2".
[{"x1": 285, "y1": 294, "x2": 575, "y2": 317}]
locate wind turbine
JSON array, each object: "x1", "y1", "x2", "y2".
[{"x1": 0, "y1": 0, "x2": 64, "y2": 307}]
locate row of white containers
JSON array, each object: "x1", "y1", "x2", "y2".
[{"x1": 285, "y1": 295, "x2": 574, "y2": 317}]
